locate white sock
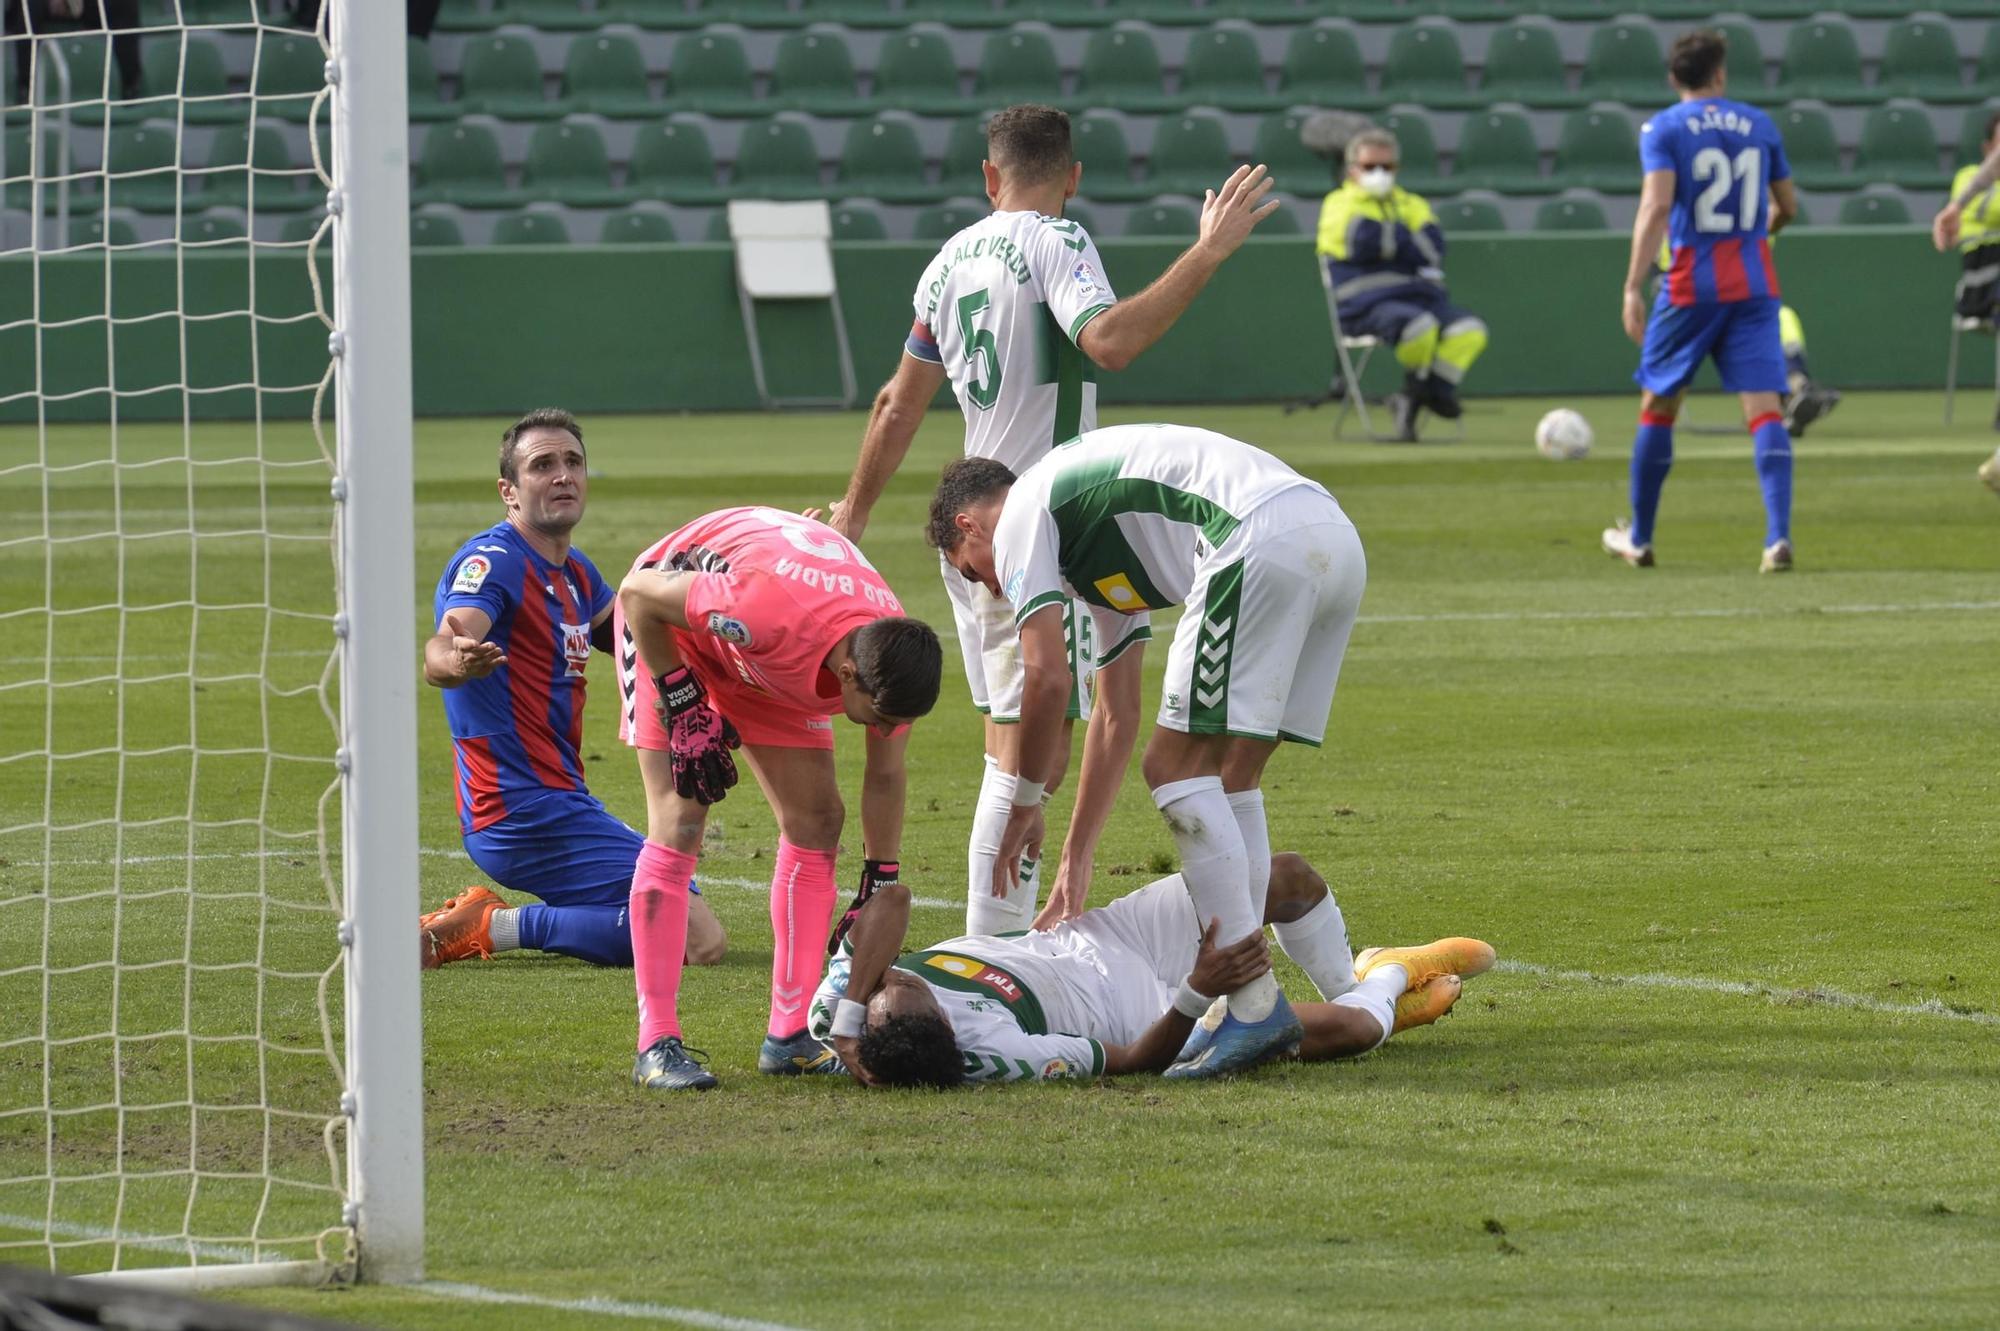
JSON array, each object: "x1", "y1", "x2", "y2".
[
  {"x1": 967, "y1": 755, "x2": 1032, "y2": 935},
  {"x1": 1332, "y1": 963, "x2": 1406, "y2": 1048},
  {"x1": 1272, "y1": 893, "x2": 1354, "y2": 999},
  {"x1": 1226, "y1": 789, "x2": 1271, "y2": 927},
  {"x1": 488, "y1": 907, "x2": 520, "y2": 953},
  {"x1": 1153, "y1": 775, "x2": 1270, "y2": 1020}
]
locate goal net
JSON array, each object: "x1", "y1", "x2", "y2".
[{"x1": 0, "y1": 0, "x2": 419, "y2": 1287}]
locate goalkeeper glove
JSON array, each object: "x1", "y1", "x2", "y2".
[
  {"x1": 653, "y1": 667, "x2": 740, "y2": 805},
  {"x1": 828, "y1": 858, "x2": 898, "y2": 956}
]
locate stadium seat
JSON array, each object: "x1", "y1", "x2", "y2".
[
  {"x1": 251, "y1": 32, "x2": 324, "y2": 123},
  {"x1": 1533, "y1": 195, "x2": 1609, "y2": 231},
  {"x1": 44, "y1": 33, "x2": 163, "y2": 126},
  {"x1": 600, "y1": 208, "x2": 679, "y2": 243},
  {"x1": 1076, "y1": 25, "x2": 1174, "y2": 114},
  {"x1": 1015, "y1": 0, "x2": 1111, "y2": 26},
  {"x1": 1125, "y1": 200, "x2": 1199, "y2": 236},
  {"x1": 974, "y1": 27, "x2": 1063, "y2": 103},
  {"x1": 278, "y1": 210, "x2": 327, "y2": 243},
  {"x1": 203, "y1": 123, "x2": 310, "y2": 212},
  {"x1": 941, "y1": 114, "x2": 991, "y2": 185},
  {"x1": 1480, "y1": 18, "x2": 1580, "y2": 109},
  {"x1": 1179, "y1": 25, "x2": 1276, "y2": 112},
  {"x1": 410, "y1": 211, "x2": 466, "y2": 246},
  {"x1": 521, "y1": 121, "x2": 621, "y2": 206},
  {"x1": 1377, "y1": 108, "x2": 1445, "y2": 195},
  {"x1": 1979, "y1": 24, "x2": 2000, "y2": 92},
  {"x1": 1380, "y1": 23, "x2": 1478, "y2": 110},
  {"x1": 1877, "y1": 19, "x2": 1970, "y2": 102},
  {"x1": 187, "y1": 210, "x2": 246, "y2": 244},
  {"x1": 671, "y1": 32, "x2": 762, "y2": 116},
  {"x1": 906, "y1": 0, "x2": 1011, "y2": 28},
  {"x1": 1434, "y1": 193, "x2": 1506, "y2": 232},
  {"x1": 563, "y1": 33, "x2": 658, "y2": 118},
  {"x1": 1716, "y1": 20, "x2": 1769, "y2": 98},
  {"x1": 1148, "y1": 111, "x2": 1233, "y2": 196},
  {"x1": 1104, "y1": 0, "x2": 1209, "y2": 25},
  {"x1": 496, "y1": 0, "x2": 600, "y2": 28},
  {"x1": 413, "y1": 121, "x2": 513, "y2": 208},
  {"x1": 1073, "y1": 111, "x2": 1150, "y2": 202},
  {"x1": 598, "y1": 0, "x2": 706, "y2": 29},
  {"x1": 913, "y1": 200, "x2": 986, "y2": 239},
  {"x1": 1774, "y1": 18, "x2": 1878, "y2": 104},
  {"x1": 1554, "y1": 106, "x2": 1639, "y2": 193},
  {"x1": 873, "y1": 29, "x2": 970, "y2": 115},
  {"x1": 800, "y1": 0, "x2": 911, "y2": 27},
  {"x1": 102, "y1": 125, "x2": 181, "y2": 213},
  {"x1": 1855, "y1": 103, "x2": 1947, "y2": 190},
  {"x1": 140, "y1": 34, "x2": 238, "y2": 125},
  {"x1": 830, "y1": 200, "x2": 889, "y2": 239},
  {"x1": 705, "y1": 0, "x2": 807, "y2": 27},
  {"x1": 1256, "y1": 201, "x2": 1303, "y2": 233},
  {"x1": 730, "y1": 115, "x2": 825, "y2": 198},
  {"x1": 408, "y1": 38, "x2": 454, "y2": 122},
  {"x1": 491, "y1": 211, "x2": 572, "y2": 245},
  {"x1": 1579, "y1": 20, "x2": 1665, "y2": 105},
  {"x1": 459, "y1": 34, "x2": 566, "y2": 119},
  {"x1": 1253, "y1": 111, "x2": 1337, "y2": 197},
  {"x1": 771, "y1": 29, "x2": 866, "y2": 115},
  {"x1": 836, "y1": 115, "x2": 940, "y2": 203},
  {"x1": 71, "y1": 213, "x2": 141, "y2": 247},
  {"x1": 1959, "y1": 102, "x2": 2000, "y2": 165},
  {"x1": 1, "y1": 127, "x2": 82, "y2": 214},
  {"x1": 1838, "y1": 191, "x2": 1913, "y2": 226},
  {"x1": 703, "y1": 208, "x2": 733, "y2": 241},
  {"x1": 1773, "y1": 102, "x2": 1849, "y2": 190},
  {"x1": 625, "y1": 118, "x2": 727, "y2": 204},
  {"x1": 1277, "y1": 22, "x2": 1376, "y2": 111},
  {"x1": 1451, "y1": 107, "x2": 1549, "y2": 195}
]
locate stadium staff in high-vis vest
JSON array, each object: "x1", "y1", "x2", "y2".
[{"x1": 1941, "y1": 109, "x2": 2000, "y2": 478}]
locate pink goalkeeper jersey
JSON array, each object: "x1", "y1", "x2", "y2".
[{"x1": 630, "y1": 506, "x2": 903, "y2": 713}]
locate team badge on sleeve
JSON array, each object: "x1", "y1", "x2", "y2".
[
  {"x1": 1071, "y1": 260, "x2": 1099, "y2": 295},
  {"x1": 451, "y1": 555, "x2": 491, "y2": 593},
  {"x1": 706, "y1": 611, "x2": 753, "y2": 646}
]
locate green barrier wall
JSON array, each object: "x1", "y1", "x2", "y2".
[{"x1": 1, "y1": 228, "x2": 1984, "y2": 424}]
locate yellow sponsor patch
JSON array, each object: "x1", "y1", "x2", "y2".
[
  {"x1": 925, "y1": 954, "x2": 984, "y2": 979},
  {"x1": 1093, "y1": 572, "x2": 1147, "y2": 610}
]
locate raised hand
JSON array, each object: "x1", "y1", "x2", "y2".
[
  {"x1": 653, "y1": 667, "x2": 740, "y2": 805},
  {"x1": 1197, "y1": 163, "x2": 1283, "y2": 260}
]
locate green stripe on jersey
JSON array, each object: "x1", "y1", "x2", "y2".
[
  {"x1": 1035, "y1": 303, "x2": 1097, "y2": 447},
  {"x1": 1189, "y1": 559, "x2": 1244, "y2": 733},
  {"x1": 896, "y1": 949, "x2": 1049, "y2": 1034},
  {"x1": 1046, "y1": 456, "x2": 1242, "y2": 613}
]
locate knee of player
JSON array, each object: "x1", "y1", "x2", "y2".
[
  {"x1": 781, "y1": 795, "x2": 846, "y2": 848},
  {"x1": 1264, "y1": 852, "x2": 1328, "y2": 924},
  {"x1": 685, "y1": 927, "x2": 728, "y2": 967}
]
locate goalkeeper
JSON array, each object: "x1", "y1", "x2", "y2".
[{"x1": 811, "y1": 851, "x2": 1494, "y2": 1088}]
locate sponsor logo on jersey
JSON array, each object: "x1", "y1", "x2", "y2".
[
  {"x1": 923, "y1": 954, "x2": 1023, "y2": 1002},
  {"x1": 1003, "y1": 570, "x2": 1026, "y2": 605},
  {"x1": 896, "y1": 949, "x2": 1049, "y2": 1032},
  {"x1": 1071, "y1": 260, "x2": 1099, "y2": 294},
  {"x1": 706, "y1": 612, "x2": 753, "y2": 647},
  {"x1": 451, "y1": 556, "x2": 491, "y2": 593},
  {"x1": 1092, "y1": 571, "x2": 1147, "y2": 610},
  {"x1": 560, "y1": 621, "x2": 592, "y2": 677}
]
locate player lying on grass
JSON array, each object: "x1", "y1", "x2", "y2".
[
  {"x1": 615, "y1": 506, "x2": 943, "y2": 1091},
  {"x1": 808, "y1": 851, "x2": 1494, "y2": 1087},
  {"x1": 418, "y1": 408, "x2": 726, "y2": 971}
]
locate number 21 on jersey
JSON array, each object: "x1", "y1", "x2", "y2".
[{"x1": 1692, "y1": 146, "x2": 1761, "y2": 233}]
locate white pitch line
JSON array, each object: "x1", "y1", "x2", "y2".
[
  {"x1": 1493, "y1": 958, "x2": 1999, "y2": 1026},
  {"x1": 1357, "y1": 598, "x2": 2000, "y2": 626}
]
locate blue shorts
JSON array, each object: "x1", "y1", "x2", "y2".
[
  {"x1": 1634, "y1": 296, "x2": 1787, "y2": 398},
  {"x1": 463, "y1": 788, "x2": 697, "y2": 907}
]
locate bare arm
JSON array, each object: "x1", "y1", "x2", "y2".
[
  {"x1": 828, "y1": 882, "x2": 912, "y2": 1085},
  {"x1": 1623, "y1": 168, "x2": 1676, "y2": 344},
  {"x1": 990, "y1": 607, "x2": 1072, "y2": 896},
  {"x1": 827, "y1": 355, "x2": 948, "y2": 542},
  {"x1": 1037, "y1": 642, "x2": 1144, "y2": 928},
  {"x1": 422, "y1": 607, "x2": 503, "y2": 688},
  {"x1": 1077, "y1": 164, "x2": 1280, "y2": 372},
  {"x1": 1099, "y1": 921, "x2": 1268, "y2": 1075},
  {"x1": 860, "y1": 725, "x2": 909, "y2": 862},
  {"x1": 1768, "y1": 178, "x2": 1799, "y2": 236},
  {"x1": 614, "y1": 568, "x2": 697, "y2": 684}
]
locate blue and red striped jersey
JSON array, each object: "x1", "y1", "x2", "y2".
[
  {"x1": 433, "y1": 521, "x2": 614, "y2": 835},
  {"x1": 1640, "y1": 97, "x2": 1791, "y2": 306}
]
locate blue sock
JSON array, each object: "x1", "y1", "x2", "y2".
[
  {"x1": 1751, "y1": 412, "x2": 1792, "y2": 546},
  {"x1": 513, "y1": 903, "x2": 633, "y2": 967},
  {"x1": 1629, "y1": 415, "x2": 1675, "y2": 547}
]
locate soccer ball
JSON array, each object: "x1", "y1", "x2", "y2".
[{"x1": 1535, "y1": 408, "x2": 1593, "y2": 461}]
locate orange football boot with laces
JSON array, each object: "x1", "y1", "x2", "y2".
[{"x1": 420, "y1": 885, "x2": 506, "y2": 970}]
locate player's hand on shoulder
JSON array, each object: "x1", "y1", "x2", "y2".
[{"x1": 1188, "y1": 916, "x2": 1270, "y2": 997}]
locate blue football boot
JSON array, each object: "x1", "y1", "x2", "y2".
[
  {"x1": 1163, "y1": 992, "x2": 1304, "y2": 1080},
  {"x1": 757, "y1": 1028, "x2": 848, "y2": 1076},
  {"x1": 1173, "y1": 994, "x2": 1229, "y2": 1064},
  {"x1": 633, "y1": 1035, "x2": 718, "y2": 1091}
]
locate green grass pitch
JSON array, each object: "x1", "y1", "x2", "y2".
[{"x1": 5, "y1": 392, "x2": 2000, "y2": 1329}]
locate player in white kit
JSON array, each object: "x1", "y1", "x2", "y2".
[
  {"x1": 928, "y1": 423, "x2": 1368, "y2": 1079},
  {"x1": 823, "y1": 104, "x2": 1280, "y2": 939}
]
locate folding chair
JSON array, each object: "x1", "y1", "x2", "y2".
[
  {"x1": 1318, "y1": 260, "x2": 1463, "y2": 442},
  {"x1": 1945, "y1": 246, "x2": 2000, "y2": 427},
  {"x1": 726, "y1": 199, "x2": 858, "y2": 410}
]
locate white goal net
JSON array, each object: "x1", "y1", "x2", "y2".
[{"x1": 0, "y1": 0, "x2": 418, "y2": 1287}]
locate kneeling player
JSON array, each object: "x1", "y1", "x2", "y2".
[
  {"x1": 810, "y1": 852, "x2": 1494, "y2": 1088},
  {"x1": 615, "y1": 506, "x2": 943, "y2": 1091}
]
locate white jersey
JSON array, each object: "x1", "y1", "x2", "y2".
[
  {"x1": 995, "y1": 423, "x2": 1332, "y2": 639},
  {"x1": 907, "y1": 209, "x2": 1118, "y2": 475}
]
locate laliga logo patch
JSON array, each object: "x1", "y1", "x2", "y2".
[
  {"x1": 451, "y1": 555, "x2": 491, "y2": 593},
  {"x1": 706, "y1": 612, "x2": 753, "y2": 646},
  {"x1": 1071, "y1": 260, "x2": 1098, "y2": 294},
  {"x1": 1039, "y1": 1058, "x2": 1073, "y2": 1080}
]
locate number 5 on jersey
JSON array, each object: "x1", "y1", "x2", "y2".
[{"x1": 956, "y1": 288, "x2": 1002, "y2": 410}]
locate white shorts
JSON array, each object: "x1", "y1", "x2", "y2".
[
  {"x1": 940, "y1": 552, "x2": 1093, "y2": 723},
  {"x1": 1047, "y1": 874, "x2": 1200, "y2": 1045},
  {"x1": 1157, "y1": 485, "x2": 1366, "y2": 746}
]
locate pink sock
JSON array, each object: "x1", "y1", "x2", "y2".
[
  {"x1": 768, "y1": 838, "x2": 838, "y2": 1039},
  {"x1": 631, "y1": 840, "x2": 695, "y2": 1050}
]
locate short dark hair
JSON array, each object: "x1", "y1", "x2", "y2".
[
  {"x1": 925, "y1": 457, "x2": 1017, "y2": 554},
  {"x1": 985, "y1": 104, "x2": 1073, "y2": 186},
  {"x1": 856, "y1": 1013, "x2": 965, "y2": 1089},
  {"x1": 850, "y1": 617, "x2": 944, "y2": 721},
  {"x1": 499, "y1": 408, "x2": 583, "y2": 482},
  {"x1": 1668, "y1": 29, "x2": 1727, "y2": 92}
]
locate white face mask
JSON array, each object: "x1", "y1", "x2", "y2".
[{"x1": 1357, "y1": 166, "x2": 1396, "y2": 198}]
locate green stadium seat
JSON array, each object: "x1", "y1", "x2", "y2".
[
  {"x1": 671, "y1": 32, "x2": 761, "y2": 116},
  {"x1": 1979, "y1": 24, "x2": 2000, "y2": 91},
  {"x1": 1377, "y1": 108, "x2": 1445, "y2": 196},
  {"x1": 103, "y1": 125, "x2": 182, "y2": 213},
  {"x1": 1451, "y1": 107, "x2": 1548, "y2": 195},
  {"x1": 408, "y1": 37, "x2": 455, "y2": 122},
  {"x1": 72, "y1": 214, "x2": 142, "y2": 247},
  {"x1": 1277, "y1": 22, "x2": 1377, "y2": 111},
  {"x1": 703, "y1": 208, "x2": 733, "y2": 241},
  {"x1": 873, "y1": 30, "x2": 970, "y2": 115},
  {"x1": 730, "y1": 115, "x2": 824, "y2": 198},
  {"x1": 1774, "y1": 18, "x2": 1879, "y2": 104},
  {"x1": 459, "y1": 34, "x2": 565, "y2": 120},
  {"x1": 598, "y1": 0, "x2": 704, "y2": 29},
  {"x1": 413, "y1": 121, "x2": 513, "y2": 208},
  {"x1": 1324, "y1": 0, "x2": 1431, "y2": 21},
  {"x1": 278, "y1": 210, "x2": 327, "y2": 243},
  {"x1": 410, "y1": 212, "x2": 466, "y2": 246},
  {"x1": 1533, "y1": 195, "x2": 1609, "y2": 231},
  {"x1": 1207, "y1": 0, "x2": 1312, "y2": 16},
  {"x1": 1554, "y1": 106, "x2": 1638, "y2": 193},
  {"x1": 1773, "y1": 102, "x2": 1848, "y2": 191},
  {"x1": 1838, "y1": 192, "x2": 1912, "y2": 226},
  {"x1": 799, "y1": 0, "x2": 912, "y2": 27},
  {"x1": 252, "y1": 33, "x2": 326, "y2": 123},
  {"x1": 187, "y1": 210, "x2": 246, "y2": 244},
  {"x1": 1125, "y1": 200, "x2": 1199, "y2": 237},
  {"x1": 626, "y1": 119, "x2": 726, "y2": 204},
  {"x1": 1480, "y1": 19, "x2": 1580, "y2": 109},
  {"x1": 771, "y1": 29, "x2": 866, "y2": 116},
  {"x1": 1715, "y1": 21, "x2": 1769, "y2": 99},
  {"x1": 1381, "y1": 24, "x2": 1478, "y2": 111},
  {"x1": 705, "y1": 0, "x2": 807, "y2": 27},
  {"x1": 1878, "y1": 19, "x2": 1970, "y2": 102},
  {"x1": 836, "y1": 115, "x2": 941, "y2": 203},
  {"x1": 203, "y1": 123, "x2": 311, "y2": 213},
  {"x1": 1073, "y1": 111, "x2": 1150, "y2": 202},
  {"x1": 1434, "y1": 193, "x2": 1506, "y2": 232},
  {"x1": 1076, "y1": 25, "x2": 1174, "y2": 114},
  {"x1": 974, "y1": 28, "x2": 1063, "y2": 103},
  {"x1": 913, "y1": 200, "x2": 987, "y2": 239},
  {"x1": 941, "y1": 114, "x2": 992, "y2": 184},
  {"x1": 1013, "y1": 0, "x2": 1110, "y2": 26},
  {"x1": 1855, "y1": 103, "x2": 1946, "y2": 190},
  {"x1": 1959, "y1": 102, "x2": 2000, "y2": 165},
  {"x1": 491, "y1": 211, "x2": 572, "y2": 245},
  {"x1": 563, "y1": 33, "x2": 658, "y2": 119},
  {"x1": 1148, "y1": 111, "x2": 1233, "y2": 196},
  {"x1": 1255, "y1": 201, "x2": 1302, "y2": 233},
  {"x1": 522, "y1": 121, "x2": 622, "y2": 206},
  {"x1": 1734, "y1": 0, "x2": 1817, "y2": 17},
  {"x1": 1579, "y1": 20, "x2": 1665, "y2": 104},
  {"x1": 140, "y1": 34, "x2": 238, "y2": 125},
  {"x1": 1179, "y1": 25, "x2": 1276, "y2": 112},
  {"x1": 434, "y1": 0, "x2": 505, "y2": 29},
  {"x1": 496, "y1": 0, "x2": 600, "y2": 29},
  {"x1": 1433, "y1": 0, "x2": 1518, "y2": 19},
  {"x1": 1, "y1": 126, "x2": 90, "y2": 214},
  {"x1": 43, "y1": 34, "x2": 160, "y2": 126},
  {"x1": 830, "y1": 200, "x2": 889, "y2": 239},
  {"x1": 1253, "y1": 111, "x2": 1338, "y2": 198},
  {"x1": 1839, "y1": 0, "x2": 1918, "y2": 16},
  {"x1": 905, "y1": 0, "x2": 1010, "y2": 28},
  {"x1": 601, "y1": 208, "x2": 680, "y2": 243}
]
